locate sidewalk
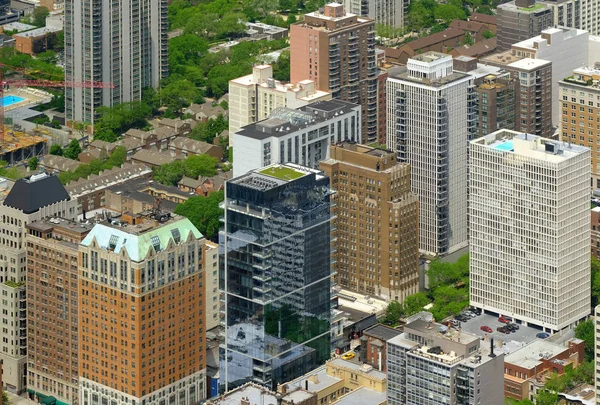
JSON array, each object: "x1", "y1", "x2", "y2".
[{"x1": 5, "y1": 391, "x2": 37, "y2": 405}]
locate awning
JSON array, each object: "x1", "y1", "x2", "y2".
[
  {"x1": 41, "y1": 396, "x2": 56, "y2": 405},
  {"x1": 27, "y1": 389, "x2": 35, "y2": 396},
  {"x1": 56, "y1": 400, "x2": 70, "y2": 405},
  {"x1": 35, "y1": 392, "x2": 47, "y2": 399}
]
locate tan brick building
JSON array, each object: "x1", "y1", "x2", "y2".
[
  {"x1": 26, "y1": 218, "x2": 92, "y2": 404},
  {"x1": 320, "y1": 143, "x2": 419, "y2": 301},
  {"x1": 559, "y1": 66, "x2": 600, "y2": 189},
  {"x1": 78, "y1": 215, "x2": 207, "y2": 405}
]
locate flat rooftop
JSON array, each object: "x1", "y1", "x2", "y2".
[
  {"x1": 473, "y1": 129, "x2": 589, "y2": 163},
  {"x1": 328, "y1": 358, "x2": 386, "y2": 380},
  {"x1": 231, "y1": 164, "x2": 323, "y2": 191},
  {"x1": 287, "y1": 365, "x2": 341, "y2": 393},
  {"x1": 406, "y1": 319, "x2": 479, "y2": 345},
  {"x1": 27, "y1": 217, "x2": 92, "y2": 235},
  {"x1": 508, "y1": 57, "x2": 551, "y2": 71},
  {"x1": 411, "y1": 52, "x2": 447, "y2": 63},
  {"x1": 512, "y1": 27, "x2": 586, "y2": 50},
  {"x1": 504, "y1": 339, "x2": 567, "y2": 369},
  {"x1": 209, "y1": 384, "x2": 278, "y2": 405},
  {"x1": 335, "y1": 387, "x2": 386, "y2": 405},
  {"x1": 363, "y1": 324, "x2": 402, "y2": 342}
]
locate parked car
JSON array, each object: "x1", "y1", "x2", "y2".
[
  {"x1": 498, "y1": 316, "x2": 510, "y2": 324},
  {"x1": 480, "y1": 326, "x2": 492, "y2": 333},
  {"x1": 341, "y1": 352, "x2": 355, "y2": 360},
  {"x1": 506, "y1": 323, "x2": 519, "y2": 331},
  {"x1": 497, "y1": 326, "x2": 510, "y2": 334},
  {"x1": 469, "y1": 307, "x2": 482, "y2": 316},
  {"x1": 353, "y1": 345, "x2": 361, "y2": 353},
  {"x1": 536, "y1": 332, "x2": 550, "y2": 339}
]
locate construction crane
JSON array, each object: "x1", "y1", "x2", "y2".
[{"x1": 0, "y1": 63, "x2": 114, "y2": 144}]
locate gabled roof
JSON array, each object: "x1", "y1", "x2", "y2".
[
  {"x1": 3, "y1": 173, "x2": 70, "y2": 214},
  {"x1": 80, "y1": 218, "x2": 203, "y2": 262},
  {"x1": 403, "y1": 27, "x2": 464, "y2": 51},
  {"x1": 170, "y1": 137, "x2": 219, "y2": 154},
  {"x1": 449, "y1": 19, "x2": 486, "y2": 33},
  {"x1": 450, "y1": 38, "x2": 497, "y2": 57},
  {"x1": 470, "y1": 12, "x2": 497, "y2": 26}
]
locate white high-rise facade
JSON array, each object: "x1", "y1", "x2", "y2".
[
  {"x1": 470, "y1": 129, "x2": 590, "y2": 332},
  {"x1": 64, "y1": 0, "x2": 168, "y2": 124},
  {"x1": 343, "y1": 0, "x2": 409, "y2": 28},
  {"x1": 386, "y1": 52, "x2": 476, "y2": 257}
]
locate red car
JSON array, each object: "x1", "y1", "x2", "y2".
[
  {"x1": 498, "y1": 316, "x2": 510, "y2": 324},
  {"x1": 480, "y1": 326, "x2": 492, "y2": 333}
]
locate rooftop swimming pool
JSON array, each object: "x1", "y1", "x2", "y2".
[
  {"x1": 493, "y1": 141, "x2": 514, "y2": 152},
  {"x1": 1, "y1": 95, "x2": 25, "y2": 107}
]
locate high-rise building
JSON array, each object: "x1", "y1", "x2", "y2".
[
  {"x1": 558, "y1": 66, "x2": 600, "y2": 189},
  {"x1": 508, "y1": 58, "x2": 553, "y2": 138},
  {"x1": 220, "y1": 164, "x2": 333, "y2": 391},
  {"x1": 319, "y1": 142, "x2": 419, "y2": 301},
  {"x1": 232, "y1": 99, "x2": 361, "y2": 177},
  {"x1": 64, "y1": 0, "x2": 168, "y2": 124},
  {"x1": 228, "y1": 65, "x2": 331, "y2": 147},
  {"x1": 386, "y1": 52, "x2": 476, "y2": 257},
  {"x1": 511, "y1": 27, "x2": 590, "y2": 127},
  {"x1": 291, "y1": 3, "x2": 379, "y2": 142},
  {"x1": 540, "y1": 0, "x2": 600, "y2": 35},
  {"x1": 342, "y1": 0, "x2": 409, "y2": 28},
  {"x1": 0, "y1": 173, "x2": 76, "y2": 394},
  {"x1": 78, "y1": 216, "x2": 207, "y2": 405},
  {"x1": 496, "y1": 0, "x2": 553, "y2": 51},
  {"x1": 474, "y1": 74, "x2": 516, "y2": 137},
  {"x1": 26, "y1": 218, "x2": 91, "y2": 404},
  {"x1": 205, "y1": 241, "x2": 220, "y2": 331},
  {"x1": 386, "y1": 319, "x2": 505, "y2": 405},
  {"x1": 470, "y1": 129, "x2": 590, "y2": 332}
]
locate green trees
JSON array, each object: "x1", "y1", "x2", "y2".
[
  {"x1": 0, "y1": 48, "x2": 63, "y2": 82},
  {"x1": 28, "y1": 157, "x2": 39, "y2": 171},
  {"x1": 50, "y1": 144, "x2": 63, "y2": 156},
  {"x1": 575, "y1": 319, "x2": 594, "y2": 361},
  {"x1": 272, "y1": 50, "x2": 291, "y2": 82},
  {"x1": 58, "y1": 147, "x2": 127, "y2": 185},
  {"x1": 64, "y1": 139, "x2": 82, "y2": 160},
  {"x1": 482, "y1": 30, "x2": 495, "y2": 39},
  {"x1": 28, "y1": 6, "x2": 50, "y2": 27},
  {"x1": 434, "y1": 3, "x2": 467, "y2": 24},
  {"x1": 190, "y1": 114, "x2": 228, "y2": 144},
  {"x1": 464, "y1": 32, "x2": 474, "y2": 46},
  {"x1": 427, "y1": 253, "x2": 469, "y2": 290},
  {"x1": 158, "y1": 78, "x2": 203, "y2": 113},
  {"x1": 2, "y1": 391, "x2": 9, "y2": 405},
  {"x1": 94, "y1": 102, "x2": 151, "y2": 142},
  {"x1": 174, "y1": 191, "x2": 224, "y2": 241},
  {"x1": 153, "y1": 155, "x2": 218, "y2": 186}
]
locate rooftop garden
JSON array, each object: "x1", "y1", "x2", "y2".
[
  {"x1": 563, "y1": 75, "x2": 594, "y2": 86},
  {"x1": 5, "y1": 280, "x2": 25, "y2": 288},
  {"x1": 518, "y1": 3, "x2": 546, "y2": 11},
  {"x1": 259, "y1": 166, "x2": 305, "y2": 181}
]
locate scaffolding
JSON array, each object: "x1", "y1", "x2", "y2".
[{"x1": 0, "y1": 125, "x2": 48, "y2": 166}]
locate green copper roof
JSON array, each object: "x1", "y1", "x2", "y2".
[{"x1": 81, "y1": 218, "x2": 203, "y2": 262}]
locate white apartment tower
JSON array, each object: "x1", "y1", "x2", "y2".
[
  {"x1": 64, "y1": 0, "x2": 168, "y2": 124},
  {"x1": 233, "y1": 99, "x2": 361, "y2": 177},
  {"x1": 343, "y1": 0, "x2": 410, "y2": 28},
  {"x1": 386, "y1": 52, "x2": 476, "y2": 256},
  {"x1": 228, "y1": 65, "x2": 331, "y2": 146},
  {"x1": 470, "y1": 130, "x2": 590, "y2": 332}
]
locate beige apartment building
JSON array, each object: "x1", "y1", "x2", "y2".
[
  {"x1": 204, "y1": 241, "x2": 220, "y2": 331},
  {"x1": 78, "y1": 215, "x2": 207, "y2": 405},
  {"x1": 558, "y1": 66, "x2": 600, "y2": 190},
  {"x1": 320, "y1": 143, "x2": 419, "y2": 301},
  {"x1": 228, "y1": 65, "x2": 331, "y2": 146},
  {"x1": 26, "y1": 218, "x2": 92, "y2": 404}
]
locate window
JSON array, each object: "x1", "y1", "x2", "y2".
[
  {"x1": 171, "y1": 229, "x2": 181, "y2": 244},
  {"x1": 109, "y1": 235, "x2": 119, "y2": 250},
  {"x1": 151, "y1": 236, "x2": 161, "y2": 253}
]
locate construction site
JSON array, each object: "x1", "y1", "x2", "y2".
[{"x1": 1, "y1": 87, "x2": 51, "y2": 166}]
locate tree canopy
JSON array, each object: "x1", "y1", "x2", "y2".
[
  {"x1": 58, "y1": 146, "x2": 127, "y2": 185},
  {"x1": 153, "y1": 155, "x2": 218, "y2": 187},
  {"x1": 64, "y1": 139, "x2": 82, "y2": 160},
  {"x1": 94, "y1": 102, "x2": 151, "y2": 142},
  {"x1": 174, "y1": 191, "x2": 224, "y2": 241}
]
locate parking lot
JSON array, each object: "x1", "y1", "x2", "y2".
[{"x1": 454, "y1": 312, "x2": 543, "y2": 347}]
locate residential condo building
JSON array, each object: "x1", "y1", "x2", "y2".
[
  {"x1": 386, "y1": 52, "x2": 476, "y2": 257},
  {"x1": 220, "y1": 164, "x2": 333, "y2": 391},
  {"x1": 291, "y1": 3, "x2": 379, "y2": 142},
  {"x1": 342, "y1": 0, "x2": 409, "y2": 28},
  {"x1": 320, "y1": 142, "x2": 419, "y2": 301},
  {"x1": 78, "y1": 216, "x2": 207, "y2": 405},
  {"x1": 386, "y1": 319, "x2": 505, "y2": 405},
  {"x1": 496, "y1": 0, "x2": 553, "y2": 51},
  {"x1": 232, "y1": 99, "x2": 361, "y2": 177},
  {"x1": 511, "y1": 27, "x2": 590, "y2": 127},
  {"x1": 470, "y1": 130, "x2": 590, "y2": 332},
  {"x1": 26, "y1": 219, "x2": 91, "y2": 404},
  {"x1": 228, "y1": 65, "x2": 331, "y2": 146},
  {"x1": 64, "y1": 0, "x2": 168, "y2": 124},
  {"x1": 558, "y1": 66, "x2": 600, "y2": 190},
  {"x1": 0, "y1": 173, "x2": 76, "y2": 394},
  {"x1": 474, "y1": 74, "x2": 516, "y2": 137},
  {"x1": 540, "y1": 0, "x2": 600, "y2": 35}
]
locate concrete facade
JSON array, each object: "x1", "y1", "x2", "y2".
[
  {"x1": 497, "y1": 0, "x2": 554, "y2": 51},
  {"x1": 470, "y1": 130, "x2": 590, "y2": 331}
]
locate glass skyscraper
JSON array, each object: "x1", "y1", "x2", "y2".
[{"x1": 220, "y1": 164, "x2": 333, "y2": 392}]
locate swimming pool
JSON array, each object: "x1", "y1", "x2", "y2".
[
  {"x1": 493, "y1": 141, "x2": 514, "y2": 152},
  {"x1": 1, "y1": 96, "x2": 25, "y2": 107}
]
